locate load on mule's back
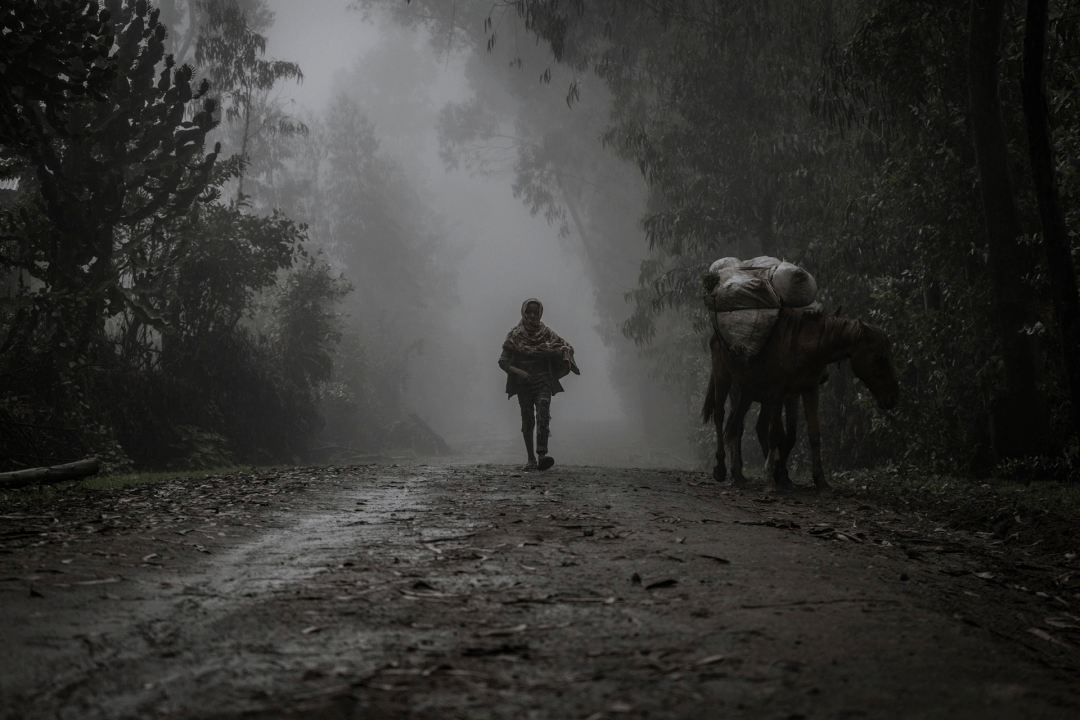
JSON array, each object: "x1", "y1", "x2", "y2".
[
  {"x1": 703, "y1": 255, "x2": 819, "y2": 361},
  {"x1": 701, "y1": 257, "x2": 899, "y2": 491}
]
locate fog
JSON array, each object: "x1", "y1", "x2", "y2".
[{"x1": 259, "y1": 1, "x2": 692, "y2": 467}]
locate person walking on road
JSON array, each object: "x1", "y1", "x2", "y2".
[{"x1": 498, "y1": 298, "x2": 579, "y2": 471}]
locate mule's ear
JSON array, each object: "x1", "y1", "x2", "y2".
[{"x1": 833, "y1": 305, "x2": 843, "y2": 316}]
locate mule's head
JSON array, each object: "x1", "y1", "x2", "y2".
[{"x1": 850, "y1": 323, "x2": 899, "y2": 410}]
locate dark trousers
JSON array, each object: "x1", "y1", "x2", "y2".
[{"x1": 517, "y1": 377, "x2": 552, "y2": 455}]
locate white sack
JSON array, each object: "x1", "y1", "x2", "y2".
[
  {"x1": 740, "y1": 255, "x2": 782, "y2": 270},
  {"x1": 771, "y1": 261, "x2": 818, "y2": 307},
  {"x1": 708, "y1": 256, "x2": 742, "y2": 274},
  {"x1": 713, "y1": 308, "x2": 780, "y2": 358},
  {"x1": 703, "y1": 255, "x2": 817, "y2": 359},
  {"x1": 704, "y1": 267, "x2": 781, "y2": 313}
]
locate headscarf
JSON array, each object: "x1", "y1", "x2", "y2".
[{"x1": 503, "y1": 298, "x2": 580, "y2": 374}]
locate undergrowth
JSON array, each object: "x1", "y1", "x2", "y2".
[
  {"x1": 0, "y1": 467, "x2": 264, "y2": 513},
  {"x1": 830, "y1": 466, "x2": 1080, "y2": 555}
]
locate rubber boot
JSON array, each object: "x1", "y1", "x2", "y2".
[
  {"x1": 522, "y1": 431, "x2": 537, "y2": 470},
  {"x1": 536, "y1": 427, "x2": 554, "y2": 470}
]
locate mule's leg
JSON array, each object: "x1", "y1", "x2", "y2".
[
  {"x1": 775, "y1": 394, "x2": 799, "y2": 486},
  {"x1": 802, "y1": 387, "x2": 828, "y2": 489},
  {"x1": 754, "y1": 402, "x2": 770, "y2": 461},
  {"x1": 711, "y1": 374, "x2": 731, "y2": 483},
  {"x1": 724, "y1": 386, "x2": 752, "y2": 486},
  {"x1": 763, "y1": 401, "x2": 793, "y2": 491},
  {"x1": 706, "y1": 337, "x2": 732, "y2": 484}
]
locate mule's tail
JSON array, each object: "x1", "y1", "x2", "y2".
[{"x1": 702, "y1": 375, "x2": 716, "y2": 424}]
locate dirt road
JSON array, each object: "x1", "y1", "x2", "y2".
[{"x1": 2, "y1": 462, "x2": 1078, "y2": 719}]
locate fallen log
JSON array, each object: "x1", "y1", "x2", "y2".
[{"x1": 0, "y1": 458, "x2": 101, "y2": 490}]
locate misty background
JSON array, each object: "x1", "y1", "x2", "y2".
[{"x1": 252, "y1": 1, "x2": 690, "y2": 466}]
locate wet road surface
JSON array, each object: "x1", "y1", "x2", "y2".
[{"x1": 2, "y1": 462, "x2": 1078, "y2": 718}]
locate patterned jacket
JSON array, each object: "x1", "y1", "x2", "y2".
[{"x1": 498, "y1": 347, "x2": 569, "y2": 398}]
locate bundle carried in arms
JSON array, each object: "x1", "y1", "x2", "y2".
[{"x1": 702, "y1": 256, "x2": 818, "y2": 360}]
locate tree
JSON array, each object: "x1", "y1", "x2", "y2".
[
  {"x1": 1, "y1": 0, "x2": 220, "y2": 364},
  {"x1": 195, "y1": 0, "x2": 304, "y2": 199},
  {"x1": 271, "y1": 258, "x2": 353, "y2": 392},
  {"x1": 0, "y1": 0, "x2": 116, "y2": 153},
  {"x1": 1022, "y1": 0, "x2": 1080, "y2": 443},
  {"x1": 0, "y1": 0, "x2": 230, "y2": 469},
  {"x1": 156, "y1": 0, "x2": 198, "y2": 63},
  {"x1": 255, "y1": 49, "x2": 461, "y2": 447},
  {"x1": 969, "y1": 0, "x2": 1051, "y2": 459}
]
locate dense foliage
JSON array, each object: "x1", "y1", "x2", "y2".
[{"x1": 0, "y1": 0, "x2": 360, "y2": 471}]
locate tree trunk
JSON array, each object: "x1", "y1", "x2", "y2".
[
  {"x1": 1022, "y1": 0, "x2": 1080, "y2": 445},
  {"x1": 0, "y1": 458, "x2": 101, "y2": 489},
  {"x1": 237, "y1": 90, "x2": 252, "y2": 201},
  {"x1": 554, "y1": 171, "x2": 599, "y2": 271},
  {"x1": 759, "y1": 188, "x2": 777, "y2": 258},
  {"x1": 968, "y1": 0, "x2": 1050, "y2": 460}
]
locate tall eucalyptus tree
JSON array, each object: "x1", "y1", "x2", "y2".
[
  {"x1": 1023, "y1": 0, "x2": 1080, "y2": 444},
  {"x1": 195, "y1": 0, "x2": 304, "y2": 200}
]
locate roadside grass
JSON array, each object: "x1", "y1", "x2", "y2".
[
  {"x1": 0, "y1": 467, "x2": 267, "y2": 513},
  {"x1": 830, "y1": 466, "x2": 1080, "y2": 554},
  {"x1": 833, "y1": 467, "x2": 1080, "y2": 519}
]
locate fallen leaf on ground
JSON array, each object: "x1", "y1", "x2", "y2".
[
  {"x1": 1027, "y1": 627, "x2": 1071, "y2": 648},
  {"x1": 645, "y1": 579, "x2": 678, "y2": 590},
  {"x1": 69, "y1": 576, "x2": 121, "y2": 586},
  {"x1": 478, "y1": 624, "x2": 528, "y2": 637},
  {"x1": 399, "y1": 588, "x2": 458, "y2": 599},
  {"x1": 292, "y1": 682, "x2": 354, "y2": 700},
  {"x1": 462, "y1": 643, "x2": 528, "y2": 657},
  {"x1": 691, "y1": 654, "x2": 726, "y2": 667},
  {"x1": 559, "y1": 596, "x2": 617, "y2": 604}
]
